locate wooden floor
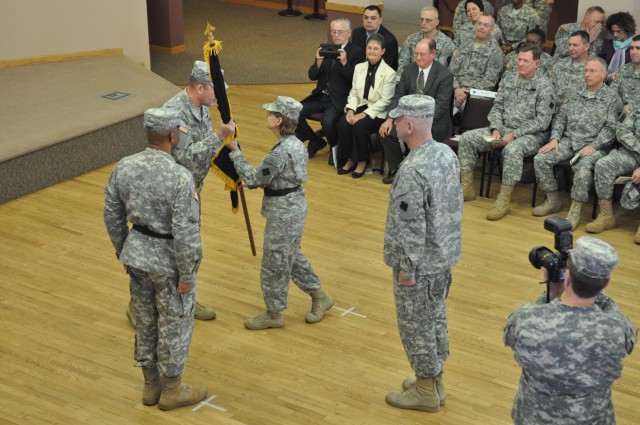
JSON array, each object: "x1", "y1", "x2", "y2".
[{"x1": 1, "y1": 83, "x2": 639, "y2": 425}]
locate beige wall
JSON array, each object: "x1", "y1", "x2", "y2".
[
  {"x1": 578, "y1": 0, "x2": 640, "y2": 27},
  {"x1": 0, "y1": 0, "x2": 150, "y2": 68}
]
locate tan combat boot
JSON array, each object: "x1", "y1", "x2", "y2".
[
  {"x1": 486, "y1": 185, "x2": 513, "y2": 221},
  {"x1": 305, "y1": 288, "x2": 334, "y2": 324},
  {"x1": 461, "y1": 172, "x2": 476, "y2": 201},
  {"x1": 142, "y1": 366, "x2": 162, "y2": 406},
  {"x1": 532, "y1": 191, "x2": 562, "y2": 217},
  {"x1": 565, "y1": 201, "x2": 583, "y2": 230},
  {"x1": 126, "y1": 300, "x2": 137, "y2": 330},
  {"x1": 585, "y1": 200, "x2": 616, "y2": 233},
  {"x1": 634, "y1": 225, "x2": 640, "y2": 244},
  {"x1": 158, "y1": 376, "x2": 207, "y2": 411},
  {"x1": 195, "y1": 302, "x2": 216, "y2": 320},
  {"x1": 244, "y1": 310, "x2": 284, "y2": 330},
  {"x1": 402, "y1": 371, "x2": 445, "y2": 406},
  {"x1": 385, "y1": 376, "x2": 440, "y2": 412}
]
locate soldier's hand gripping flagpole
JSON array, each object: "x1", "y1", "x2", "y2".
[{"x1": 203, "y1": 23, "x2": 256, "y2": 256}]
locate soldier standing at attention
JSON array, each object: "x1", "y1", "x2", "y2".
[
  {"x1": 504, "y1": 236, "x2": 636, "y2": 425},
  {"x1": 104, "y1": 108, "x2": 207, "y2": 410},
  {"x1": 533, "y1": 57, "x2": 622, "y2": 230},
  {"x1": 227, "y1": 96, "x2": 333, "y2": 330},
  {"x1": 158, "y1": 60, "x2": 236, "y2": 323},
  {"x1": 383, "y1": 95, "x2": 463, "y2": 413}
]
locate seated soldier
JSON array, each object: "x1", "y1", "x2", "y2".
[
  {"x1": 454, "y1": 1, "x2": 503, "y2": 47},
  {"x1": 554, "y1": 6, "x2": 606, "y2": 59},
  {"x1": 587, "y1": 111, "x2": 640, "y2": 238},
  {"x1": 458, "y1": 44, "x2": 554, "y2": 221},
  {"x1": 503, "y1": 28, "x2": 554, "y2": 77},
  {"x1": 610, "y1": 35, "x2": 640, "y2": 114},
  {"x1": 497, "y1": 0, "x2": 540, "y2": 55},
  {"x1": 533, "y1": 57, "x2": 623, "y2": 230},
  {"x1": 547, "y1": 30, "x2": 591, "y2": 105}
]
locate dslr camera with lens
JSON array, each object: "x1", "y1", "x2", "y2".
[{"x1": 529, "y1": 217, "x2": 573, "y2": 286}]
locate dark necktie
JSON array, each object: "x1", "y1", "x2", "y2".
[{"x1": 416, "y1": 69, "x2": 425, "y2": 94}]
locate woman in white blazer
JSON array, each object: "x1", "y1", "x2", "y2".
[{"x1": 336, "y1": 34, "x2": 397, "y2": 178}]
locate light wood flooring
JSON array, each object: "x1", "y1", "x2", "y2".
[{"x1": 1, "y1": 83, "x2": 638, "y2": 424}]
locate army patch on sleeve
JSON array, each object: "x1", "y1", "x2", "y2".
[
  {"x1": 262, "y1": 168, "x2": 271, "y2": 176},
  {"x1": 399, "y1": 201, "x2": 408, "y2": 211},
  {"x1": 549, "y1": 102, "x2": 554, "y2": 109}
]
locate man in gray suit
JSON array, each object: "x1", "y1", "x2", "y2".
[{"x1": 379, "y1": 38, "x2": 453, "y2": 184}]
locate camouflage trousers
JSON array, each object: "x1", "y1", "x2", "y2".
[
  {"x1": 393, "y1": 268, "x2": 452, "y2": 378},
  {"x1": 261, "y1": 214, "x2": 321, "y2": 312},
  {"x1": 594, "y1": 148, "x2": 640, "y2": 200},
  {"x1": 458, "y1": 128, "x2": 544, "y2": 186},
  {"x1": 129, "y1": 266, "x2": 195, "y2": 378},
  {"x1": 534, "y1": 140, "x2": 608, "y2": 203}
]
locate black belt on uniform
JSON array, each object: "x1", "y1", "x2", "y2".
[
  {"x1": 263, "y1": 186, "x2": 301, "y2": 197},
  {"x1": 132, "y1": 224, "x2": 173, "y2": 239}
]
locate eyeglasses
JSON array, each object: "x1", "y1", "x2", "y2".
[
  {"x1": 330, "y1": 29, "x2": 349, "y2": 35},
  {"x1": 475, "y1": 22, "x2": 493, "y2": 29}
]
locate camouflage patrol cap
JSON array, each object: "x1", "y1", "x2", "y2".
[
  {"x1": 191, "y1": 61, "x2": 213, "y2": 85},
  {"x1": 143, "y1": 107, "x2": 180, "y2": 132},
  {"x1": 620, "y1": 182, "x2": 640, "y2": 210},
  {"x1": 263, "y1": 96, "x2": 303, "y2": 120},
  {"x1": 570, "y1": 236, "x2": 619, "y2": 279},
  {"x1": 388, "y1": 94, "x2": 435, "y2": 119}
]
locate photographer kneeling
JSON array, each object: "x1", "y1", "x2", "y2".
[{"x1": 504, "y1": 236, "x2": 637, "y2": 425}]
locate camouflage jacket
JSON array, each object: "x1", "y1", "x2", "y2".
[
  {"x1": 503, "y1": 50, "x2": 554, "y2": 77},
  {"x1": 229, "y1": 135, "x2": 308, "y2": 219},
  {"x1": 104, "y1": 148, "x2": 202, "y2": 283},
  {"x1": 547, "y1": 56, "x2": 590, "y2": 105},
  {"x1": 497, "y1": 4, "x2": 540, "y2": 49},
  {"x1": 553, "y1": 22, "x2": 604, "y2": 59},
  {"x1": 164, "y1": 90, "x2": 223, "y2": 193},
  {"x1": 551, "y1": 85, "x2": 622, "y2": 150},
  {"x1": 384, "y1": 140, "x2": 463, "y2": 279},
  {"x1": 450, "y1": 39, "x2": 504, "y2": 91},
  {"x1": 616, "y1": 111, "x2": 640, "y2": 162},
  {"x1": 504, "y1": 295, "x2": 636, "y2": 425},
  {"x1": 610, "y1": 62, "x2": 640, "y2": 113},
  {"x1": 489, "y1": 71, "x2": 555, "y2": 137}
]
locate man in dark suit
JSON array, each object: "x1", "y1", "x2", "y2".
[
  {"x1": 351, "y1": 5, "x2": 399, "y2": 70},
  {"x1": 379, "y1": 37, "x2": 453, "y2": 184},
  {"x1": 295, "y1": 18, "x2": 365, "y2": 161}
]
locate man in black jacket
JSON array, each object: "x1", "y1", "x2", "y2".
[
  {"x1": 351, "y1": 5, "x2": 399, "y2": 70},
  {"x1": 379, "y1": 38, "x2": 453, "y2": 183},
  {"x1": 295, "y1": 18, "x2": 365, "y2": 160}
]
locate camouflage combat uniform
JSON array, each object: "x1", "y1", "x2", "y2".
[
  {"x1": 593, "y1": 112, "x2": 640, "y2": 201},
  {"x1": 229, "y1": 135, "x2": 321, "y2": 313},
  {"x1": 553, "y1": 22, "x2": 604, "y2": 59},
  {"x1": 450, "y1": 39, "x2": 504, "y2": 93},
  {"x1": 459, "y1": 71, "x2": 555, "y2": 186},
  {"x1": 397, "y1": 30, "x2": 456, "y2": 74},
  {"x1": 452, "y1": 0, "x2": 494, "y2": 37},
  {"x1": 384, "y1": 139, "x2": 463, "y2": 378},
  {"x1": 525, "y1": 0, "x2": 553, "y2": 35},
  {"x1": 610, "y1": 62, "x2": 640, "y2": 113},
  {"x1": 163, "y1": 90, "x2": 223, "y2": 195},
  {"x1": 497, "y1": 4, "x2": 540, "y2": 50},
  {"x1": 454, "y1": 21, "x2": 503, "y2": 48},
  {"x1": 503, "y1": 49, "x2": 554, "y2": 77},
  {"x1": 104, "y1": 147, "x2": 201, "y2": 378},
  {"x1": 546, "y1": 56, "x2": 590, "y2": 105},
  {"x1": 505, "y1": 293, "x2": 635, "y2": 424},
  {"x1": 534, "y1": 85, "x2": 622, "y2": 203}
]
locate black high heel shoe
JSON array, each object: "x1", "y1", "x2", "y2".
[
  {"x1": 351, "y1": 170, "x2": 365, "y2": 179},
  {"x1": 337, "y1": 165, "x2": 355, "y2": 175}
]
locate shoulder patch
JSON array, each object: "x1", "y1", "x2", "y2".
[
  {"x1": 399, "y1": 201, "x2": 408, "y2": 211},
  {"x1": 262, "y1": 168, "x2": 271, "y2": 176}
]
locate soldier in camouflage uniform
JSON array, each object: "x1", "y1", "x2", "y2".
[
  {"x1": 610, "y1": 35, "x2": 640, "y2": 114},
  {"x1": 452, "y1": 0, "x2": 494, "y2": 38},
  {"x1": 620, "y1": 170, "x2": 640, "y2": 243},
  {"x1": 104, "y1": 108, "x2": 207, "y2": 411},
  {"x1": 226, "y1": 96, "x2": 333, "y2": 330},
  {"x1": 586, "y1": 112, "x2": 640, "y2": 239},
  {"x1": 504, "y1": 236, "x2": 636, "y2": 425},
  {"x1": 554, "y1": 6, "x2": 606, "y2": 59},
  {"x1": 497, "y1": 0, "x2": 540, "y2": 54},
  {"x1": 454, "y1": 1, "x2": 503, "y2": 48},
  {"x1": 503, "y1": 28, "x2": 554, "y2": 77},
  {"x1": 459, "y1": 45, "x2": 554, "y2": 221},
  {"x1": 158, "y1": 61, "x2": 236, "y2": 322},
  {"x1": 546, "y1": 30, "x2": 591, "y2": 105},
  {"x1": 449, "y1": 14, "x2": 504, "y2": 113},
  {"x1": 383, "y1": 95, "x2": 463, "y2": 413},
  {"x1": 397, "y1": 6, "x2": 455, "y2": 76},
  {"x1": 533, "y1": 58, "x2": 622, "y2": 230}
]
